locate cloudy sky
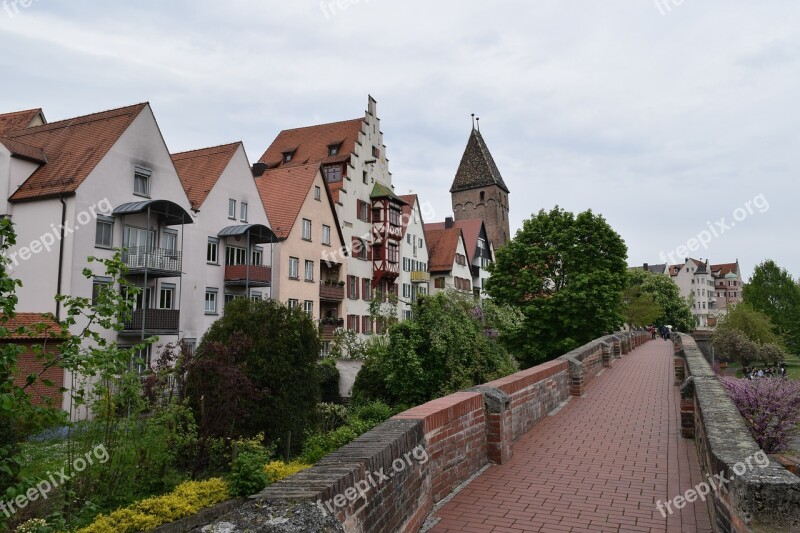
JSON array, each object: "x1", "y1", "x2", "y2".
[{"x1": 2, "y1": 1, "x2": 798, "y2": 280}]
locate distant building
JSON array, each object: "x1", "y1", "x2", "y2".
[
  {"x1": 709, "y1": 261, "x2": 743, "y2": 322},
  {"x1": 424, "y1": 220, "x2": 473, "y2": 295},
  {"x1": 427, "y1": 217, "x2": 494, "y2": 298},
  {"x1": 398, "y1": 194, "x2": 430, "y2": 321}
]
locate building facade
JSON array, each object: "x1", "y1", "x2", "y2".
[
  {"x1": 427, "y1": 217, "x2": 494, "y2": 299},
  {"x1": 398, "y1": 194, "x2": 430, "y2": 320},
  {"x1": 425, "y1": 223, "x2": 473, "y2": 295}
]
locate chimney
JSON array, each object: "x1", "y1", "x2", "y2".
[
  {"x1": 445, "y1": 217, "x2": 454, "y2": 229},
  {"x1": 252, "y1": 163, "x2": 268, "y2": 177},
  {"x1": 643, "y1": 263, "x2": 649, "y2": 271}
]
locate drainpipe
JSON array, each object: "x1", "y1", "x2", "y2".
[{"x1": 55, "y1": 195, "x2": 67, "y2": 321}]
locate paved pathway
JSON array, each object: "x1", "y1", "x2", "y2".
[{"x1": 427, "y1": 340, "x2": 712, "y2": 533}]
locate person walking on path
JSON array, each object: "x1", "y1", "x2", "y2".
[{"x1": 650, "y1": 325, "x2": 657, "y2": 340}]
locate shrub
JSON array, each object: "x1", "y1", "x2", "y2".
[
  {"x1": 316, "y1": 402, "x2": 348, "y2": 433},
  {"x1": 228, "y1": 434, "x2": 272, "y2": 497},
  {"x1": 720, "y1": 377, "x2": 800, "y2": 453},
  {"x1": 317, "y1": 358, "x2": 340, "y2": 403},
  {"x1": 76, "y1": 478, "x2": 229, "y2": 533},
  {"x1": 263, "y1": 460, "x2": 312, "y2": 484}
]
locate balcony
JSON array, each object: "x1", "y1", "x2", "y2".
[
  {"x1": 121, "y1": 309, "x2": 180, "y2": 335},
  {"x1": 320, "y1": 282, "x2": 345, "y2": 301},
  {"x1": 410, "y1": 270, "x2": 430, "y2": 283},
  {"x1": 123, "y1": 247, "x2": 182, "y2": 278},
  {"x1": 224, "y1": 265, "x2": 272, "y2": 287},
  {"x1": 320, "y1": 318, "x2": 344, "y2": 340}
]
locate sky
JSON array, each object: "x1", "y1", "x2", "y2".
[{"x1": 1, "y1": 0, "x2": 798, "y2": 281}]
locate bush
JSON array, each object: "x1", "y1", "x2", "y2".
[
  {"x1": 720, "y1": 377, "x2": 800, "y2": 453},
  {"x1": 317, "y1": 358, "x2": 340, "y2": 403},
  {"x1": 263, "y1": 460, "x2": 312, "y2": 484},
  {"x1": 228, "y1": 434, "x2": 272, "y2": 497},
  {"x1": 316, "y1": 402, "x2": 348, "y2": 433},
  {"x1": 76, "y1": 478, "x2": 229, "y2": 533}
]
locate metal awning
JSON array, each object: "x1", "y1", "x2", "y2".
[
  {"x1": 113, "y1": 200, "x2": 193, "y2": 226},
  {"x1": 218, "y1": 224, "x2": 279, "y2": 245}
]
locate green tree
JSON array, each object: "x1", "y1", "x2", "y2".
[
  {"x1": 185, "y1": 298, "x2": 320, "y2": 456},
  {"x1": 714, "y1": 304, "x2": 783, "y2": 346},
  {"x1": 352, "y1": 292, "x2": 518, "y2": 406},
  {"x1": 626, "y1": 268, "x2": 694, "y2": 331},
  {"x1": 743, "y1": 260, "x2": 800, "y2": 354},
  {"x1": 622, "y1": 285, "x2": 662, "y2": 329},
  {"x1": 485, "y1": 207, "x2": 627, "y2": 367}
]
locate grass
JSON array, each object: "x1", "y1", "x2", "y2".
[{"x1": 18, "y1": 434, "x2": 70, "y2": 482}]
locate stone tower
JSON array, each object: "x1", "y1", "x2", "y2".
[{"x1": 450, "y1": 126, "x2": 511, "y2": 248}]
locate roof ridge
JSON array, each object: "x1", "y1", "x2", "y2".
[
  {"x1": 277, "y1": 117, "x2": 363, "y2": 135},
  {"x1": 9, "y1": 102, "x2": 147, "y2": 137},
  {"x1": 171, "y1": 141, "x2": 242, "y2": 159}
]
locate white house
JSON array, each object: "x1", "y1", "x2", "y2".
[{"x1": 424, "y1": 221, "x2": 473, "y2": 295}]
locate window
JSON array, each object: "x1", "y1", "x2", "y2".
[
  {"x1": 403, "y1": 257, "x2": 409, "y2": 272},
  {"x1": 304, "y1": 300, "x2": 314, "y2": 316},
  {"x1": 480, "y1": 191, "x2": 485, "y2": 201},
  {"x1": 305, "y1": 260, "x2": 314, "y2": 281},
  {"x1": 388, "y1": 243, "x2": 399, "y2": 264},
  {"x1": 92, "y1": 277, "x2": 112, "y2": 305},
  {"x1": 224, "y1": 294, "x2": 237, "y2": 308},
  {"x1": 389, "y1": 208, "x2": 401, "y2": 226},
  {"x1": 404, "y1": 310, "x2": 413, "y2": 320},
  {"x1": 159, "y1": 284, "x2": 175, "y2": 309},
  {"x1": 252, "y1": 247, "x2": 263, "y2": 266},
  {"x1": 205, "y1": 288, "x2": 218, "y2": 315},
  {"x1": 123, "y1": 226, "x2": 155, "y2": 251},
  {"x1": 283, "y1": 151, "x2": 294, "y2": 163},
  {"x1": 347, "y1": 315, "x2": 360, "y2": 332},
  {"x1": 403, "y1": 283, "x2": 411, "y2": 298},
  {"x1": 289, "y1": 257, "x2": 299, "y2": 279},
  {"x1": 347, "y1": 275, "x2": 359, "y2": 299},
  {"x1": 372, "y1": 146, "x2": 380, "y2": 158},
  {"x1": 357, "y1": 200, "x2": 371, "y2": 222},
  {"x1": 362, "y1": 278, "x2": 372, "y2": 301},
  {"x1": 95, "y1": 216, "x2": 114, "y2": 248},
  {"x1": 302, "y1": 219, "x2": 312, "y2": 241},
  {"x1": 322, "y1": 225, "x2": 331, "y2": 246},
  {"x1": 240, "y1": 202, "x2": 248, "y2": 223},
  {"x1": 352, "y1": 237, "x2": 369, "y2": 260},
  {"x1": 419, "y1": 237, "x2": 423, "y2": 248},
  {"x1": 162, "y1": 230, "x2": 177, "y2": 252},
  {"x1": 207, "y1": 238, "x2": 219, "y2": 264},
  {"x1": 407, "y1": 233, "x2": 411, "y2": 244},
  {"x1": 134, "y1": 167, "x2": 151, "y2": 197},
  {"x1": 314, "y1": 186, "x2": 321, "y2": 201},
  {"x1": 363, "y1": 171, "x2": 368, "y2": 184},
  {"x1": 228, "y1": 199, "x2": 237, "y2": 219},
  {"x1": 456, "y1": 254, "x2": 467, "y2": 266},
  {"x1": 435, "y1": 277, "x2": 445, "y2": 289},
  {"x1": 328, "y1": 143, "x2": 340, "y2": 156},
  {"x1": 251, "y1": 291, "x2": 262, "y2": 301},
  {"x1": 323, "y1": 165, "x2": 342, "y2": 182},
  {"x1": 226, "y1": 246, "x2": 247, "y2": 266},
  {"x1": 288, "y1": 299, "x2": 299, "y2": 309},
  {"x1": 362, "y1": 316, "x2": 372, "y2": 334}
]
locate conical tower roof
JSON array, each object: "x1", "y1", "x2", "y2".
[{"x1": 450, "y1": 128, "x2": 509, "y2": 194}]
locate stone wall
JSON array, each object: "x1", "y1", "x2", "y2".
[
  {"x1": 674, "y1": 333, "x2": 800, "y2": 533},
  {"x1": 198, "y1": 330, "x2": 651, "y2": 533}
]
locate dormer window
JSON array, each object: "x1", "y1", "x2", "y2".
[
  {"x1": 283, "y1": 151, "x2": 295, "y2": 163},
  {"x1": 328, "y1": 143, "x2": 342, "y2": 157}
]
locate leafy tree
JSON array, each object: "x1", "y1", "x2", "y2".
[
  {"x1": 743, "y1": 260, "x2": 800, "y2": 354},
  {"x1": 714, "y1": 304, "x2": 782, "y2": 346},
  {"x1": 713, "y1": 329, "x2": 761, "y2": 366},
  {"x1": 184, "y1": 298, "x2": 320, "y2": 456},
  {"x1": 485, "y1": 207, "x2": 627, "y2": 366},
  {"x1": 626, "y1": 268, "x2": 693, "y2": 331},
  {"x1": 622, "y1": 285, "x2": 662, "y2": 329},
  {"x1": 352, "y1": 291, "x2": 518, "y2": 406}
]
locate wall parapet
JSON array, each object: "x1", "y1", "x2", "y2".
[
  {"x1": 197, "y1": 330, "x2": 650, "y2": 533},
  {"x1": 674, "y1": 333, "x2": 800, "y2": 533}
]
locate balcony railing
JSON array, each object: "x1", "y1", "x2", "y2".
[
  {"x1": 319, "y1": 282, "x2": 345, "y2": 301},
  {"x1": 224, "y1": 265, "x2": 272, "y2": 287},
  {"x1": 319, "y1": 318, "x2": 344, "y2": 340},
  {"x1": 410, "y1": 270, "x2": 430, "y2": 283},
  {"x1": 122, "y1": 247, "x2": 182, "y2": 277},
  {"x1": 122, "y1": 309, "x2": 180, "y2": 334}
]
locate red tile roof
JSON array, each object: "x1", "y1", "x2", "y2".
[
  {"x1": 710, "y1": 262, "x2": 738, "y2": 277},
  {"x1": 426, "y1": 219, "x2": 484, "y2": 264},
  {"x1": 172, "y1": 142, "x2": 241, "y2": 210},
  {"x1": 0, "y1": 313, "x2": 63, "y2": 340},
  {"x1": 257, "y1": 118, "x2": 364, "y2": 169},
  {"x1": 399, "y1": 194, "x2": 418, "y2": 238},
  {"x1": 425, "y1": 227, "x2": 463, "y2": 273},
  {"x1": 0, "y1": 136, "x2": 47, "y2": 163},
  {"x1": 255, "y1": 164, "x2": 320, "y2": 240},
  {"x1": 8, "y1": 103, "x2": 148, "y2": 202},
  {"x1": 0, "y1": 108, "x2": 44, "y2": 136}
]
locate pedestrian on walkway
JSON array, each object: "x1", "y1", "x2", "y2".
[{"x1": 650, "y1": 324, "x2": 656, "y2": 340}]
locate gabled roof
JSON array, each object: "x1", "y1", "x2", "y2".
[
  {"x1": 254, "y1": 164, "x2": 345, "y2": 251},
  {"x1": 257, "y1": 118, "x2": 363, "y2": 169},
  {"x1": 399, "y1": 194, "x2": 418, "y2": 238},
  {"x1": 8, "y1": 103, "x2": 148, "y2": 202},
  {"x1": 0, "y1": 108, "x2": 44, "y2": 136},
  {"x1": 0, "y1": 313, "x2": 63, "y2": 340},
  {"x1": 425, "y1": 227, "x2": 464, "y2": 273},
  {"x1": 669, "y1": 264, "x2": 683, "y2": 276},
  {"x1": 710, "y1": 262, "x2": 739, "y2": 277},
  {"x1": 426, "y1": 219, "x2": 485, "y2": 264},
  {"x1": 450, "y1": 128, "x2": 509, "y2": 194},
  {"x1": 172, "y1": 142, "x2": 241, "y2": 210},
  {"x1": 0, "y1": 137, "x2": 47, "y2": 163}
]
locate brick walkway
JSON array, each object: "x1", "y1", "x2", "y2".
[{"x1": 426, "y1": 340, "x2": 712, "y2": 533}]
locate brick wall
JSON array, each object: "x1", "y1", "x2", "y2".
[
  {"x1": 10, "y1": 341, "x2": 64, "y2": 409},
  {"x1": 201, "y1": 330, "x2": 652, "y2": 533}
]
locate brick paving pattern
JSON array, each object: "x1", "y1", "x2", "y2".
[{"x1": 427, "y1": 339, "x2": 713, "y2": 532}]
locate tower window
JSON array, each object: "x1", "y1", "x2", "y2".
[{"x1": 480, "y1": 191, "x2": 485, "y2": 201}]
